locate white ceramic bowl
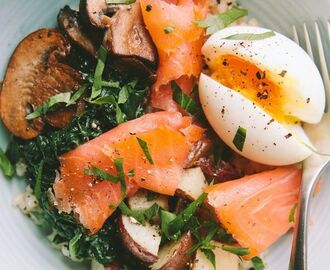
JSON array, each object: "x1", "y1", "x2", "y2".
[{"x1": 0, "y1": 0, "x2": 329, "y2": 269}]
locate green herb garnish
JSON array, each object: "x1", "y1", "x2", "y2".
[
  {"x1": 163, "y1": 193, "x2": 207, "y2": 240},
  {"x1": 224, "y1": 31, "x2": 276, "y2": 40},
  {"x1": 34, "y1": 161, "x2": 44, "y2": 201},
  {"x1": 90, "y1": 46, "x2": 108, "y2": 100},
  {"x1": 171, "y1": 81, "x2": 202, "y2": 117},
  {"x1": 252, "y1": 256, "x2": 265, "y2": 270},
  {"x1": 84, "y1": 165, "x2": 118, "y2": 183},
  {"x1": 66, "y1": 84, "x2": 88, "y2": 107},
  {"x1": 164, "y1": 26, "x2": 174, "y2": 34},
  {"x1": 136, "y1": 137, "x2": 154, "y2": 165},
  {"x1": 233, "y1": 126, "x2": 247, "y2": 152},
  {"x1": 222, "y1": 246, "x2": 250, "y2": 256},
  {"x1": 195, "y1": 7, "x2": 248, "y2": 35},
  {"x1": 118, "y1": 201, "x2": 161, "y2": 224},
  {"x1": 186, "y1": 224, "x2": 219, "y2": 268},
  {"x1": 289, "y1": 203, "x2": 298, "y2": 223},
  {"x1": 114, "y1": 158, "x2": 126, "y2": 197},
  {"x1": 69, "y1": 233, "x2": 82, "y2": 259},
  {"x1": 26, "y1": 92, "x2": 71, "y2": 120},
  {"x1": 160, "y1": 210, "x2": 178, "y2": 239},
  {"x1": 0, "y1": 147, "x2": 14, "y2": 177}
]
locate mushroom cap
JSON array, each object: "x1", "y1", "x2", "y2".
[
  {"x1": 0, "y1": 28, "x2": 82, "y2": 139},
  {"x1": 104, "y1": 0, "x2": 157, "y2": 66},
  {"x1": 58, "y1": 5, "x2": 99, "y2": 57}
]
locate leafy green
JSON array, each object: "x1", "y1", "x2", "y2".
[
  {"x1": 0, "y1": 147, "x2": 14, "y2": 177},
  {"x1": 91, "y1": 46, "x2": 108, "y2": 100},
  {"x1": 26, "y1": 92, "x2": 72, "y2": 120},
  {"x1": 195, "y1": 7, "x2": 248, "y2": 35},
  {"x1": 222, "y1": 246, "x2": 250, "y2": 256},
  {"x1": 34, "y1": 161, "x2": 44, "y2": 201},
  {"x1": 162, "y1": 193, "x2": 207, "y2": 240},
  {"x1": 84, "y1": 165, "x2": 119, "y2": 183},
  {"x1": 224, "y1": 31, "x2": 276, "y2": 40},
  {"x1": 69, "y1": 233, "x2": 83, "y2": 259},
  {"x1": 289, "y1": 203, "x2": 298, "y2": 223},
  {"x1": 136, "y1": 137, "x2": 154, "y2": 165},
  {"x1": 160, "y1": 210, "x2": 178, "y2": 239},
  {"x1": 114, "y1": 158, "x2": 126, "y2": 197},
  {"x1": 252, "y1": 256, "x2": 265, "y2": 270},
  {"x1": 118, "y1": 86, "x2": 130, "y2": 104},
  {"x1": 232, "y1": 126, "x2": 247, "y2": 152},
  {"x1": 202, "y1": 249, "x2": 216, "y2": 268},
  {"x1": 66, "y1": 84, "x2": 88, "y2": 107},
  {"x1": 171, "y1": 81, "x2": 202, "y2": 117},
  {"x1": 7, "y1": 44, "x2": 150, "y2": 266},
  {"x1": 118, "y1": 201, "x2": 161, "y2": 224}
]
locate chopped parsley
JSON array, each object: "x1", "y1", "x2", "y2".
[
  {"x1": 118, "y1": 201, "x2": 161, "y2": 224},
  {"x1": 34, "y1": 161, "x2": 44, "y2": 201},
  {"x1": 162, "y1": 193, "x2": 207, "y2": 240},
  {"x1": 90, "y1": 46, "x2": 108, "y2": 100},
  {"x1": 171, "y1": 81, "x2": 202, "y2": 117},
  {"x1": 0, "y1": 147, "x2": 15, "y2": 177},
  {"x1": 221, "y1": 246, "x2": 250, "y2": 256},
  {"x1": 289, "y1": 203, "x2": 298, "y2": 223},
  {"x1": 252, "y1": 256, "x2": 265, "y2": 270},
  {"x1": 164, "y1": 26, "x2": 174, "y2": 34},
  {"x1": 224, "y1": 31, "x2": 276, "y2": 40},
  {"x1": 233, "y1": 126, "x2": 247, "y2": 152},
  {"x1": 136, "y1": 137, "x2": 154, "y2": 165},
  {"x1": 195, "y1": 7, "x2": 248, "y2": 35},
  {"x1": 84, "y1": 158, "x2": 127, "y2": 197}
]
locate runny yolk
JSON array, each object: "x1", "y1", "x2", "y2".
[{"x1": 211, "y1": 54, "x2": 295, "y2": 123}]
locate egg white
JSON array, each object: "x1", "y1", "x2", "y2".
[
  {"x1": 199, "y1": 74, "x2": 312, "y2": 166},
  {"x1": 202, "y1": 26, "x2": 325, "y2": 124}
]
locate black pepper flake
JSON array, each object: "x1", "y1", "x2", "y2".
[
  {"x1": 285, "y1": 133, "x2": 292, "y2": 139},
  {"x1": 256, "y1": 71, "x2": 266, "y2": 80},
  {"x1": 306, "y1": 98, "x2": 310, "y2": 104},
  {"x1": 222, "y1": 59, "x2": 228, "y2": 66},
  {"x1": 267, "y1": 119, "x2": 274, "y2": 125},
  {"x1": 279, "y1": 70, "x2": 287, "y2": 77},
  {"x1": 146, "y1": 4, "x2": 152, "y2": 12},
  {"x1": 257, "y1": 90, "x2": 269, "y2": 100}
]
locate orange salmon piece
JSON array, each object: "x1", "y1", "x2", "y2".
[
  {"x1": 206, "y1": 166, "x2": 302, "y2": 259},
  {"x1": 54, "y1": 112, "x2": 204, "y2": 233}
]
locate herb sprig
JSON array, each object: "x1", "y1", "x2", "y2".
[
  {"x1": 118, "y1": 201, "x2": 161, "y2": 224},
  {"x1": 195, "y1": 7, "x2": 248, "y2": 35}
]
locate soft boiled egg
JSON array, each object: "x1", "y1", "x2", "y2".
[{"x1": 199, "y1": 26, "x2": 325, "y2": 166}]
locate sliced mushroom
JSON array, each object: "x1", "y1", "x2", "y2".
[
  {"x1": 58, "y1": 5, "x2": 100, "y2": 57},
  {"x1": 104, "y1": 0, "x2": 157, "y2": 67},
  {"x1": 80, "y1": 0, "x2": 122, "y2": 28},
  {"x1": 0, "y1": 29, "x2": 82, "y2": 139}
]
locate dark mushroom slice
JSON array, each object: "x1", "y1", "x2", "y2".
[
  {"x1": 58, "y1": 5, "x2": 100, "y2": 57},
  {"x1": 0, "y1": 29, "x2": 83, "y2": 139},
  {"x1": 80, "y1": 0, "x2": 123, "y2": 28},
  {"x1": 104, "y1": 0, "x2": 157, "y2": 67}
]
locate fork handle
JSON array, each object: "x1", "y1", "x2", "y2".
[{"x1": 289, "y1": 188, "x2": 310, "y2": 270}]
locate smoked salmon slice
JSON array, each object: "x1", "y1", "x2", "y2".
[
  {"x1": 140, "y1": 0, "x2": 208, "y2": 111},
  {"x1": 206, "y1": 166, "x2": 302, "y2": 259},
  {"x1": 54, "y1": 111, "x2": 205, "y2": 233}
]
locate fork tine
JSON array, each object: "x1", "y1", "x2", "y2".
[
  {"x1": 314, "y1": 21, "x2": 330, "y2": 101},
  {"x1": 292, "y1": 25, "x2": 300, "y2": 45},
  {"x1": 303, "y1": 23, "x2": 314, "y2": 60}
]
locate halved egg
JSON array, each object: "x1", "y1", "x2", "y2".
[{"x1": 199, "y1": 26, "x2": 325, "y2": 166}]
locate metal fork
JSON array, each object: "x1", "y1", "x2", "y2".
[{"x1": 289, "y1": 21, "x2": 330, "y2": 270}]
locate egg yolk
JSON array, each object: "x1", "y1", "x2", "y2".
[{"x1": 211, "y1": 55, "x2": 296, "y2": 123}]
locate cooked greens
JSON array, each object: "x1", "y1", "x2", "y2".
[
  {"x1": 6, "y1": 45, "x2": 150, "y2": 266},
  {"x1": 0, "y1": 147, "x2": 14, "y2": 177}
]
